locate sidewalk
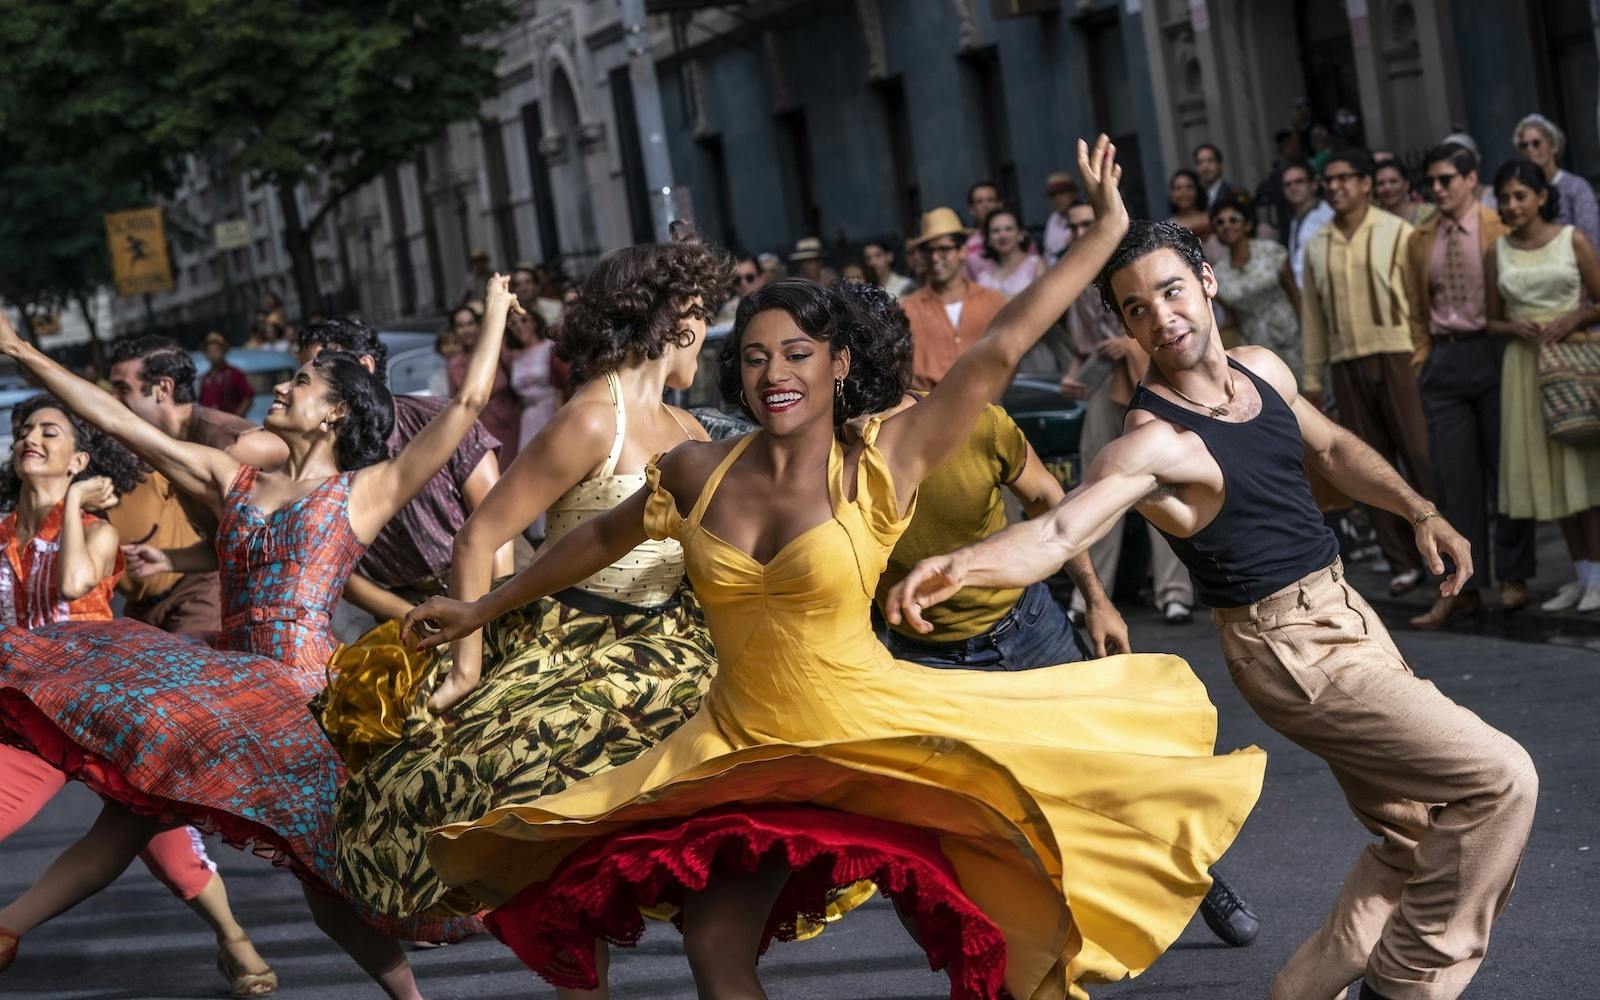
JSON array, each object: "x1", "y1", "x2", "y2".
[{"x1": 1349, "y1": 520, "x2": 1600, "y2": 641}]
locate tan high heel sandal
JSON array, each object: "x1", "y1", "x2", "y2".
[{"x1": 217, "y1": 937, "x2": 278, "y2": 998}]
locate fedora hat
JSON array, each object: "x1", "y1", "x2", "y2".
[
  {"x1": 788, "y1": 236, "x2": 824, "y2": 262},
  {"x1": 1045, "y1": 171, "x2": 1078, "y2": 195},
  {"x1": 911, "y1": 207, "x2": 971, "y2": 246}
]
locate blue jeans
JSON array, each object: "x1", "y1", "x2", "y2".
[{"x1": 881, "y1": 581, "x2": 1089, "y2": 671}]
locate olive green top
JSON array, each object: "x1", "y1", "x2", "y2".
[{"x1": 876, "y1": 401, "x2": 1028, "y2": 641}]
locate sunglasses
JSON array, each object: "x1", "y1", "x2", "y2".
[
  {"x1": 1517, "y1": 138, "x2": 1545, "y2": 150},
  {"x1": 737, "y1": 271, "x2": 760, "y2": 284},
  {"x1": 1425, "y1": 172, "x2": 1461, "y2": 188}
]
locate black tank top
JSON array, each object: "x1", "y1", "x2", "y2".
[{"x1": 1126, "y1": 358, "x2": 1339, "y2": 609}]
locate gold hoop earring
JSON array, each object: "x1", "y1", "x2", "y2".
[{"x1": 739, "y1": 390, "x2": 748, "y2": 408}]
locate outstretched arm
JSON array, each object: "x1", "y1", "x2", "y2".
[
  {"x1": 0, "y1": 314, "x2": 238, "y2": 511},
  {"x1": 1001, "y1": 445, "x2": 1129, "y2": 655},
  {"x1": 423, "y1": 400, "x2": 619, "y2": 712},
  {"x1": 1229, "y1": 344, "x2": 1472, "y2": 596},
  {"x1": 402, "y1": 485, "x2": 652, "y2": 655},
  {"x1": 345, "y1": 274, "x2": 518, "y2": 543},
  {"x1": 885, "y1": 424, "x2": 1173, "y2": 633},
  {"x1": 877, "y1": 136, "x2": 1129, "y2": 505}
]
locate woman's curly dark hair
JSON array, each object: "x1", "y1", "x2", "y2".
[
  {"x1": 311, "y1": 351, "x2": 395, "y2": 471},
  {"x1": 982, "y1": 205, "x2": 1034, "y2": 262},
  {"x1": 556, "y1": 242, "x2": 734, "y2": 383},
  {"x1": 717, "y1": 278, "x2": 910, "y2": 425},
  {"x1": 0, "y1": 395, "x2": 144, "y2": 512}
]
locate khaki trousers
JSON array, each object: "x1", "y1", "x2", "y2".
[{"x1": 1214, "y1": 560, "x2": 1537, "y2": 1000}]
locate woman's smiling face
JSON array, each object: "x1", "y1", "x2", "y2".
[{"x1": 738, "y1": 309, "x2": 849, "y2": 434}]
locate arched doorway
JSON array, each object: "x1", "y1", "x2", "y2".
[
  {"x1": 547, "y1": 63, "x2": 600, "y2": 270},
  {"x1": 1296, "y1": 0, "x2": 1364, "y2": 147}
]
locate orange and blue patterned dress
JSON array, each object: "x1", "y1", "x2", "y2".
[{"x1": 0, "y1": 465, "x2": 475, "y2": 939}]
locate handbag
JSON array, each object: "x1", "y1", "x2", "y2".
[{"x1": 1538, "y1": 333, "x2": 1600, "y2": 446}]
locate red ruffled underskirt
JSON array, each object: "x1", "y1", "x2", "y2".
[{"x1": 485, "y1": 804, "x2": 1010, "y2": 1000}]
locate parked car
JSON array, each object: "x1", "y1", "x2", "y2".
[
  {"x1": 388, "y1": 346, "x2": 447, "y2": 396},
  {"x1": 674, "y1": 326, "x2": 1086, "y2": 485}
]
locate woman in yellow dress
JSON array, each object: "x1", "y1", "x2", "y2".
[{"x1": 404, "y1": 137, "x2": 1266, "y2": 1000}]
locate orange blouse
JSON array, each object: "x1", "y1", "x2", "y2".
[{"x1": 0, "y1": 503, "x2": 122, "y2": 627}]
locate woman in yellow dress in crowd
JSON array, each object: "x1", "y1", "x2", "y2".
[{"x1": 404, "y1": 137, "x2": 1266, "y2": 1000}]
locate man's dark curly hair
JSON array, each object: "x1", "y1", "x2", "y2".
[
  {"x1": 0, "y1": 395, "x2": 144, "y2": 512},
  {"x1": 1096, "y1": 220, "x2": 1209, "y2": 318},
  {"x1": 297, "y1": 318, "x2": 390, "y2": 383},
  {"x1": 556, "y1": 242, "x2": 734, "y2": 383},
  {"x1": 108, "y1": 335, "x2": 197, "y2": 404},
  {"x1": 310, "y1": 351, "x2": 395, "y2": 471},
  {"x1": 717, "y1": 279, "x2": 910, "y2": 425}
]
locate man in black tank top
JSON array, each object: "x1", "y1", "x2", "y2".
[{"x1": 887, "y1": 222, "x2": 1538, "y2": 1000}]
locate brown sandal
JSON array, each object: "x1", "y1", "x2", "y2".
[{"x1": 217, "y1": 937, "x2": 277, "y2": 998}]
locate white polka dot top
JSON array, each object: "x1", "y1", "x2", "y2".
[{"x1": 545, "y1": 371, "x2": 689, "y2": 607}]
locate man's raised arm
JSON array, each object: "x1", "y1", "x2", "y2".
[{"x1": 885, "y1": 424, "x2": 1175, "y2": 633}]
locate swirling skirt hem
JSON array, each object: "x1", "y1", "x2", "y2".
[{"x1": 485, "y1": 804, "x2": 1008, "y2": 1000}]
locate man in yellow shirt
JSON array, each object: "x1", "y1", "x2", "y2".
[{"x1": 1300, "y1": 148, "x2": 1435, "y2": 595}]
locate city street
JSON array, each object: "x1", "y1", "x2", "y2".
[{"x1": 3, "y1": 597, "x2": 1595, "y2": 1000}]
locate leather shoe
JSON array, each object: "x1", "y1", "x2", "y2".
[
  {"x1": 1499, "y1": 581, "x2": 1529, "y2": 611},
  {"x1": 1408, "y1": 590, "x2": 1482, "y2": 630},
  {"x1": 1359, "y1": 982, "x2": 1394, "y2": 1000},
  {"x1": 1198, "y1": 871, "x2": 1260, "y2": 947}
]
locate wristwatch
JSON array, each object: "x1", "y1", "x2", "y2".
[{"x1": 1412, "y1": 509, "x2": 1441, "y2": 526}]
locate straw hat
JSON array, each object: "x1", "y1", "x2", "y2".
[
  {"x1": 788, "y1": 236, "x2": 824, "y2": 262},
  {"x1": 1045, "y1": 171, "x2": 1078, "y2": 195},
  {"x1": 910, "y1": 207, "x2": 971, "y2": 246}
]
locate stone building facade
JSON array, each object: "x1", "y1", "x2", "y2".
[{"x1": 96, "y1": 0, "x2": 1600, "y2": 337}]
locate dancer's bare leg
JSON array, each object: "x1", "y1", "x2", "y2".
[
  {"x1": 186, "y1": 874, "x2": 273, "y2": 986},
  {"x1": 680, "y1": 853, "x2": 790, "y2": 1000},
  {"x1": 0, "y1": 801, "x2": 159, "y2": 933},
  {"x1": 555, "y1": 942, "x2": 611, "y2": 1000},
  {"x1": 299, "y1": 884, "x2": 421, "y2": 1000}
]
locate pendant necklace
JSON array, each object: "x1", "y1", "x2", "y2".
[{"x1": 1156, "y1": 367, "x2": 1237, "y2": 417}]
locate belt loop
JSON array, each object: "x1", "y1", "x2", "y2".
[{"x1": 1297, "y1": 583, "x2": 1311, "y2": 611}]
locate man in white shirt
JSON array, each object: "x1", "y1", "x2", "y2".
[{"x1": 1283, "y1": 162, "x2": 1335, "y2": 287}]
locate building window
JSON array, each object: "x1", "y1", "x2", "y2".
[
  {"x1": 520, "y1": 102, "x2": 561, "y2": 262},
  {"x1": 415, "y1": 151, "x2": 449, "y2": 312},
  {"x1": 384, "y1": 167, "x2": 417, "y2": 317},
  {"x1": 776, "y1": 107, "x2": 821, "y2": 238},
  {"x1": 480, "y1": 118, "x2": 520, "y2": 266},
  {"x1": 255, "y1": 239, "x2": 269, "y2": 265},
  {"x1": 610, "y1": 66, "x2": 655, "y2": 244},
  {"x1": 1082, "y1": 11, "x2": 1148, "y2": 218},
  {"x1": 1537, "y1": 0, "x2": 1600, "y2": 181},
  {"x1": 696, "y1": 134, "x2": 736, "y2": 248},
  {"x1": 960, "y1": 46, "x2": 1017, "y2": 205},
  {"x1": 873, "y1": 76, "x2": 920, "y2": 239}
]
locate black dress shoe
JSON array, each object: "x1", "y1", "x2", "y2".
[
  {"x1": 1358, "y1": 983, "x2": 1393, "y2": 1000},
  {"x1": 1199, "y1": 871, "x2": 1260, "y2": 947}
]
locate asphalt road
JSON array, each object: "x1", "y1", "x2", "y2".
[{"x1": 2, "y1": 606, "x2": 1596, "y2": 1000}]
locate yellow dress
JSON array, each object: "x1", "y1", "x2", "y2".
[{"x1": 429, "y1": 420, "x2": 1266, "y2": 999}]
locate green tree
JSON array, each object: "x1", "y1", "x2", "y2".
[
  {"x1": 0, "y1": 141, "x2": 133, "y2": 358},
  {"x1": 0, "y1": 0, "x2": 512, "y2": 318}
]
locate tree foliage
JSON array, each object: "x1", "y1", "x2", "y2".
[{"x1": 0, "y1": 0, "x2": 513, "y2": 315}]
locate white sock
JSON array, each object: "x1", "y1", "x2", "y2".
[{"x1": 1578, "y1": 560, "x2": 1595, "y2": 586}]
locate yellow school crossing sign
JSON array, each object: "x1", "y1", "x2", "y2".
[{"x1": 104, "y1": 207, "x2": 175, "y2": 296}]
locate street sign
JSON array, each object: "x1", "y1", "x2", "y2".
[
  {"x1": 104, "y1": 208, "x2": 175, "y2": 297},
  {"x1": 214, "y1": 218, "x2": 251, "y2": 251}
]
